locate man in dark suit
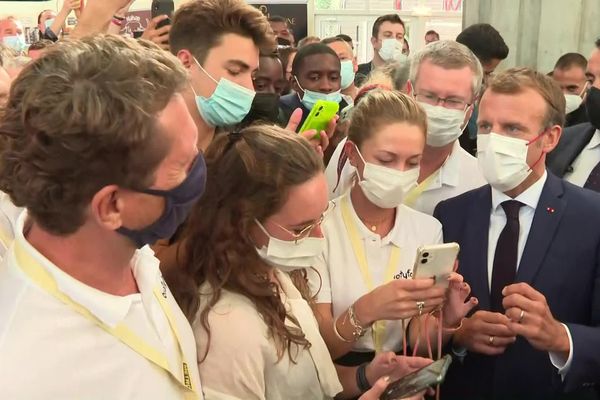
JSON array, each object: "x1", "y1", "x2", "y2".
[
  {"x1": 434, "y1": 68, "x2": 600, "y2": 400},
  {"x1": 355, "y1": 14, "x2": 406, "y2": 86},
  {"x1": 548, "y1": 39, "x2": 600, "y2": 192},
  {"x1": 279, "y1": 43, "x2": 348, "y2": 129},
  {"x1": 550, "y1": 52, "x2": 590, "y2": 127}
]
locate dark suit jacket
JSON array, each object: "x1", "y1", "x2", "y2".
[
  {"x1": 434, "y1": 173, "x2": 600, "y2": 400},
  {"x1": 547, "y1": 123, "x2": 597, "y2": 178},
  {"x1": 355, "y1": 62, "x2": 373, "y2": 86},
  {"x1": 566, "y1": 104, "x2": 590, "y2": 128},
  {"x1": 278, "y1": 93, "x2": 348, "y2": 131}
]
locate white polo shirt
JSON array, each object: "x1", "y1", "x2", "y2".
[
  {"x1": 325, "y1": 139, "x2": 486, "y2": 215},
  {"x1": 406, "y1": 141, "x2": 486, "y2": 215},
  {"x1": 0, "y1": 212, "x2": 203, "y2": 400},
  {"x1": 311, "y1": 193, "x2": 443, "y2": 353},
  {"x1": 0, "y1": 191, "x2": 23, "y2": 259}
]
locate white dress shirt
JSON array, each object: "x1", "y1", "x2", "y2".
[
  {"x1": 325, "y1": 139, "x2": 486, "y2": 215},
  {"x1": 0, "y1": 212, "x2": 203, "y2": 400},
  {"x1": 488, "y1": 171, "x2": 573, "y2": 377},
  {"x1": 563, "y1": 129, "x2": 600, "y2": 187},
  {"x1": 310, "y1": 193, "x2": 442, "y2": 352}
]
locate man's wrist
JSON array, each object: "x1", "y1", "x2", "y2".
[{"x1": 551, "y1": 321, "x2": 570, "y2": 354}]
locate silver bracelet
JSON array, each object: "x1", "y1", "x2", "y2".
[{"x1": 348, "y1": 302, "x2": 369, "y2": 339}]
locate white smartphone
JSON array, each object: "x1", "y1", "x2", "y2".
[{"x1": 412, "y1": 243, "x2": 460, "y2": 288}]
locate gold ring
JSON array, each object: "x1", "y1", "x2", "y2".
[
  {"x1": 518, "y1": 309, "x2": 525, "y2": 323},
  {"x1": 489, "y1": 335, "x2": 495, "y2": 345}
]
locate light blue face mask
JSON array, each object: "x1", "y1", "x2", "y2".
[
  {"x1": 2, "y1": 35, "x2": 26, "y2": 53},
  {"x1": 192, "y1": 58, "x2": 256, "y2": 127},
  {"x1": 294, "y1": 76, "x2": 342, "y2": 110},
  {"x1": 44, "y1": 18, "x2": 55, "y2": 30},
  {"x1": 340, "y1": 60, "x2": 355, "y2": 90}
]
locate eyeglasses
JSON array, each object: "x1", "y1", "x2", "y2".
[
  {"x1": 273, "y1": 201, "x2": 336, "y2": 243},
  {"x1": 415, "y1": 91, "x2": 470, "y2": 110}
]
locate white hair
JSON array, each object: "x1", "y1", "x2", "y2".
[{"x1": 409, "y1": 40, "x2": 484, "y2": 100}]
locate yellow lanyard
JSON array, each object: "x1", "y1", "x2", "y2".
[
  {"x1": 340, "y1": 196, "x2": 400, "y2": 353},
  {"x1": 403, "y1": 169, "x2": 440, "y2": 208},
  {"x1": 14, "y1": 240, "x2": 198, "y2": 400}
]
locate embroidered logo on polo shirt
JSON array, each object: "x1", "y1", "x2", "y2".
[{"x1": 394, "y1": 269, "x2": 413, "y2": 280}]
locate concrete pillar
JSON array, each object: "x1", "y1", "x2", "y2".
[{"x1": 463, "y1": 0, "x2": 600, "y2": 72}]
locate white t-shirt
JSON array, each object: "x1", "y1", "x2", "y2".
[
  {"x1": 311, "y1": 193, "x2": 443, "y2": 353},
  {"x1": 325, "y1": 139, "x2": 486, "y2": 215},
  {"x1": 194, "y1": 269, "x2": 341, "y2": 400},
  {"x1": 0, "y1": 212, "x2": 203, "y2": 400}
]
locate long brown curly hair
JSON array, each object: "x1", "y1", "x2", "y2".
[{"x1": 171, "y1": 124, "x2": 323, "y2": 362}]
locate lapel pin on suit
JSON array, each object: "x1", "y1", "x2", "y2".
[{"x1": 546, "y1": 207, "x2": 555, "y2": 214}]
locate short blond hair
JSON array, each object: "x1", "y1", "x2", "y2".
[
  {"x1": 487, "y1": 67, "x2": 566, "y2": 127},
  {"x1": 410, "y1": 40, "x2": 483, "y2": 99},
  {"x1": 349, "y1": 89, "x2": 428, "y2": 148}
]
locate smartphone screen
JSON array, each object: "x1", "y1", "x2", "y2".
[{"x1": 381, "y1": 356, "x2": 452, "y2": 400}]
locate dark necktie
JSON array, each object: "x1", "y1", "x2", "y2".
[
  {"x1": 490, "y1": 200, "x2": 524, "y2": 312},
  {"x1": 584, "y1": 160, "x2": 600, "y2": 192}
]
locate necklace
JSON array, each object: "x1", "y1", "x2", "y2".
[{"x1": 360, "y1": 215, "x2": 388, "y2": 232}]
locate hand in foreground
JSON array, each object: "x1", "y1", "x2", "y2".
[
  {"x1": 355, "y1": 278, "x2": 446, "y2": 325},
  {"x1": 442, "y1": 270, "x2": 478, "y2": 328},
  {"x1": 453, "y1": 310, "x2": 516, "y2": 356},
  {"x1": 141, "y1": 15, "x2": 171, "y2": 51},
  {"x1": 285, "y1": 108, "x2": 337, "y2": 157},
  {"x1": 502, "y1": 283, "x2": 569, "y2": 355},
  {"x1": 360, "y1": 354, "x2": 432, "y2": 400}
]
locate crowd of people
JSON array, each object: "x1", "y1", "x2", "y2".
[{"x1": 0, "y1": 0, "x2": 599, "y2": 399}]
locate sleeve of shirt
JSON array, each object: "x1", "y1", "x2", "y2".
[
  {"x1": 549, "y1": 323, "x2": 574, "y2": 379},
  {"x1": 310, "y1": 253, "x2": 331, "y2": 304},
  {"x1": 194, "y1": 300, "x2": 268, "y2": 400}
]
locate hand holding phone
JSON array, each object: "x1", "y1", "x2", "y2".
[
  {"x1": 380, "y1": 355, "x2": 452, "y2": 400},
  {"x1": 299, "y1": 100, "x2": 339, "y2": 139},
  {"x1": 412, "y1": 243, "x2": 460, "y2": 289}
]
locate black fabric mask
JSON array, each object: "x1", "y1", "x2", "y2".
[
  {"x1": 585, "y1": 86, "x2": 600, "y2": 130},
  {"x1": 117, "y1": 155, "x2": 207, "y2": 248},
  {"x1": 242, "y1": 92, "x2": 281, "y2": 125}
]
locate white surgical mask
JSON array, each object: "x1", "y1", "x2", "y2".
[
  {"x1": 564, "y1": 83, "x2": 588, "y2": 115},
  {"x1": 419, "y1": 102, "x2": 467, "y2": 147},
  {"x1": 254, "y1": 219, "x2": 325, "y2": 273},
  {"x1": 378, "y1": 38, "x2": 404, "y2": 62},
  {"x1": 355, "y1": 145, "x2": 420, "y2": 209},
  {"x1": 477, "y1": 132, "x2": 540, "y2": 192}
]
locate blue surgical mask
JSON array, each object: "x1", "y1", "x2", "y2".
[
  {"x1": 2, "y1": 35, "x2": 26, "y2": 53},
  {"x1": 192, "y1": 58, "x2": 255, "y2": 127},
  {"x1": 44, "y1": 18, "x2": 55, "y2": 30},
  {"x1": 340, "y1": 60, "x2": 355, "y2": 90},
  {"x1": 117, "y1": 155, "x2": 207, "y2": 248},
  {"x1": 294, "y1": 76, "x2": 342, "y2": 110}
]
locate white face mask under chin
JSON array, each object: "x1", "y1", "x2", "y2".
[
  {"x1": 254, "y1": 219, "x2": 325, "y2": 273},
  {"x1": 477, "y1": 133, "x2": 533, "y2": 192},
  {"x1": 356, "y1": 146, "x2": 420, "y2": 209},
  {"x1": 419, "y1": 102, "x2": 467, "y2": 147}
]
